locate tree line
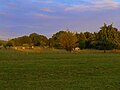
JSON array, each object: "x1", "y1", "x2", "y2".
[{"x1": 0, "y1": 23, "x2": 120, "y2": 52}]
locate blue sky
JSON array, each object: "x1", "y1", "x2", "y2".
[{"x1": 0, "y1": 0, "x2": 120, "y2": 40}]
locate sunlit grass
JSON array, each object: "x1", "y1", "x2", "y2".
[{"x1": 0, "y1": 49, "x2": 120, "y2": 90}]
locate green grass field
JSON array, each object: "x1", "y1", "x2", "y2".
[{"x1": 0, "y1": 49, "x2": 120, "y2": 90}]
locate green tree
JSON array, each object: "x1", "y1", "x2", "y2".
[
  {"x1": 0, "y1": 40, "x2": 3, "y2": 46},
  {"x1": 9, "y1": 36, "x2": 31, "y2": 46},
  {"x1": 84, "y1": 32, "x2": 93, "y2": 48},
  {"x1": 59, "y1": 31, "x2": 78, "y2": 52},
  {"x1": 117, "y1": 31, "x2": 120, "y2": 49},
  {"x1": 39, "y1": 35, "x2": 48, "y2": 47},
  {"x1": 76, "y1": 32, "x2": 86, "y2": 49},
  {"x1": 0, "y1": 40, "x2": 7, "y2": 49},
  {"x1": 29, "y1": 33, "x2": 48, "y2": 47},
  {"x1": 49, "y1": 31, "x2": 66, "y2": 48},
  {"x1": 29, "y1": 33, "x2": 41, "y2": 46},
  {"x1": 6, "y1": 41, "x2": 13, "y2": 47},
  {"x1": 88, "y1": 32, "x2": 97, "y2": 49},
  {"x1": 97, "y1": 23, "x2": 119, "y2": 53},
  {"x1": 76, "y1": 32, "x2": 86, "y2": 41},
  {"x1": 78, "y1": 40, "x2": 86, "y2": 49}
]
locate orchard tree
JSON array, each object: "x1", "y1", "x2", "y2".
[{"x1": 59, "y1": 31, "x2": 78, "y2": 52}]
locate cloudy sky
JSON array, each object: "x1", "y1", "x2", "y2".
[{"x1": 0, "y1": 0, "x2": 120, "y2": 40}]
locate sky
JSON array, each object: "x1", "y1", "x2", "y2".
[{"x1": 0, "y1": 0, "x2": 120, "y2": 40}]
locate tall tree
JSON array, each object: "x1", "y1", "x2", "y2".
[
  {"x1": 84, "y1": 32, "x2": 93, "y2": 48},
  {"x1": 29, "y1": 33, "x2": 41, "y2": 46},
  {"x1": 97, "y1": 23, "x2": 119, "y2": 53},
  {"x1": 39, "y1": 35, "x2": 48, "y2": 47},
  {"x1": 59, "y1": 31, "x2": 78, "y2": 52},
  {"x1": 88, "y1": 32, "x2": 97, "y2": 49},
  {"x1": 29, "y1": 33, "x2": 48, "y2": 47},
  {"x1": 49, "y1": 31, "x2": 66, "y2": 48}
]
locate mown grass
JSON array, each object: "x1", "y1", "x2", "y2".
[{"x1": 0, "y1": 49, "x2": 120, "y2": 90}]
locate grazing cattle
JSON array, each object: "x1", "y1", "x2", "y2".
[
  {"x1": 75, "y1": 47, "x2": 80, "y2": 51},
  {"x1": 22, "y1": 47, "x2": 25, "y2": 50},
  {"x1": 15, "y1": 47, "x2": 18, "y2": 50},
  {"x1": 32, "y1": 46, "x2": 34, "y2": 49}
]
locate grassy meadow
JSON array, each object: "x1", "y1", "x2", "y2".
[{"x1": 0, "y1": 48, "x2": 120, "y2": 90}]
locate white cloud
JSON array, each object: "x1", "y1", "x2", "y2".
[
  {"x1": 65, "y1": 0, "x2": 120, "y2": 12},
  {"x1": 24, "y1": 13, "x2": 64, "y2": 19},
  {"x1": 38, "y1": 7, "x2": 54, "y2": 12}
]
